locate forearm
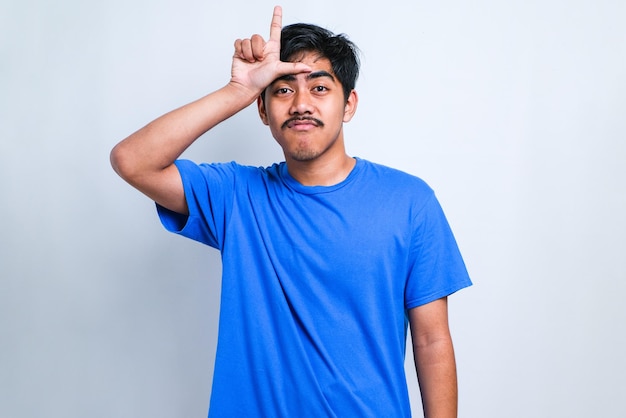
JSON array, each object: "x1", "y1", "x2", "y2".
[
  {"x1": 110, "y1": 82, "x2": 258, "y2": 181},
  {"x1": 414, "y1": 337, "x2": 458, "y2": 418}
]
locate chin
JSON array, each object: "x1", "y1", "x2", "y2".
[{"x1": 288, "y1": 148, "x2": 322, "y2": 162}]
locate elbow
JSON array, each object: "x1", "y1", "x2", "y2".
[
  {"x1": 110, "y1": 142, "x2": 136, "y2": 182},
  {"x1": 109, "y1": 143, "x2": 125, "y2": 177}
]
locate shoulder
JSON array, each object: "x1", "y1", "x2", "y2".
[
  {"x1": 176, "y1": 160, "x2": 281, "y2": 182},
  {"x1": 357, "y1": 158, "x2": 434, "y2": 196}
]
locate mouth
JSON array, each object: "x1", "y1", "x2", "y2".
[{"x1": 282, "y1": 116, "x2": 324, "y2": 130}]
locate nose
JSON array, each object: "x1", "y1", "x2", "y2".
[{"x1": 289, "y1": 90, "x2": 314, "y2": 115}]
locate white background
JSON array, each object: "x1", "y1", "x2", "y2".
[{"x1": 2, "y1": 0, "x2": 625, "y2": 416}]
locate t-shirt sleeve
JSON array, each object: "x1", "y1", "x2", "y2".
[
  {"x1": 404, "y1": 193, "x2": 472, "y2": 309},
  {"x1": 156, "y1": 159, "x2": 237, "y2": 250}
]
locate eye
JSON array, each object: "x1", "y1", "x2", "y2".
[
  {"x1": 313, "y1": 85, "x2": 329, "y2": 93},
  {"x1": 274, "y1": 87, "x2": 293, "y2": 96}
]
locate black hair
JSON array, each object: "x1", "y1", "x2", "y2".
[
  {"x1": 280, "y1": 23, "x2": 360, "y2": 101},
  {"x1": 263, "y1": 23, "x2": 360, "y2": 103}
]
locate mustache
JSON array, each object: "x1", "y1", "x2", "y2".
[{"x1": 281, "y1": 116, "x2": 324, "y2": 130}]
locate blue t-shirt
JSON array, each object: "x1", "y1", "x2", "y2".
[{"x1": 157, "y1": 158, "x2": 472, "y2": 417}]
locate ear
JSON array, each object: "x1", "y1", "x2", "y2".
[
  {"x1": 257, "y1": 96, "x2": 270, "y2": 126},
  {"x1": 343, "y1": 89, "x2": 358, "y2": 123}
]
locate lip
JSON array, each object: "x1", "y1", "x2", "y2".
[{"x1": 288, "y1": 121, "x2": 317, "y2": 130}]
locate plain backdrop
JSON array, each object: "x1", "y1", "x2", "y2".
[{"x1": 1, "y1": 0, "x2": 625, "y2": 416}]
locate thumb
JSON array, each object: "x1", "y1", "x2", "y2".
[{"x1": 276, "y1": 61, "x2": 312, "y2": 77}]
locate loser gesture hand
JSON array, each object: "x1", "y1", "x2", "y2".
[{"x1": 230, "y1": 6, "x2": 311, "y2": 97}]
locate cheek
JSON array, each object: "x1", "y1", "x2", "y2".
[
  {"x1": 266, "y1": 119, "x2": 285, "y2": 142},
  {"x1": 264, "y1": 103, "x2": 287, "y2": 123}
]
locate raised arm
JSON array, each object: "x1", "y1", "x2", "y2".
[
  {"x1": 409, "y1": 297, "x2": 458, "y2": 418},
  {"x1": 110, "y1": 6, "x2": 310, "y2": 214}
]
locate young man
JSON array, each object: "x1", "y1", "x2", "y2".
[{"x1": 111, "y1": 6, "x2": 471, "y2": 417}]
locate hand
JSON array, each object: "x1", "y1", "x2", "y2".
[{"x1": 229, "y1": 6, "x2": 311, "y2": 96}]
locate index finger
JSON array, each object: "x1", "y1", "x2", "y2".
[{"x1": 269, "y1": 6, "x2": 282, "y2": 42}]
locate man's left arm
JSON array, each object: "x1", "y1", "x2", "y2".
[{"x1": 408, "y1": 297, "x2": 458, "y2": 418}]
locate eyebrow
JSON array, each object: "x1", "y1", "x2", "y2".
[{"x1": 272, "y1": 70, "x2": 336, "y2": 84}]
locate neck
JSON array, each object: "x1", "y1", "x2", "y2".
[{"x1": 286, "y1": 153, "x2": 356, "y2": 186}]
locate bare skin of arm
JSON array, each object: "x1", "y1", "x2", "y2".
[
  {"x1": 109, "y1": 6, "x2": 310, "y2": 214},
  {"x1": 409, "y1": 297, "x2": 458, "y2": 418}
]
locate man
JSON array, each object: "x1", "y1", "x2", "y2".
[{"x1": 110, "y1": 6, "x2": 471, "y2": 417}]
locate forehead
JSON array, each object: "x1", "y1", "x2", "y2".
[
  {"x1": 269, "y1": 56, "x2": 337, "y2": 89},
  {"x1": 285, "y1": 51, "x2": 335, "y2": 75}
]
